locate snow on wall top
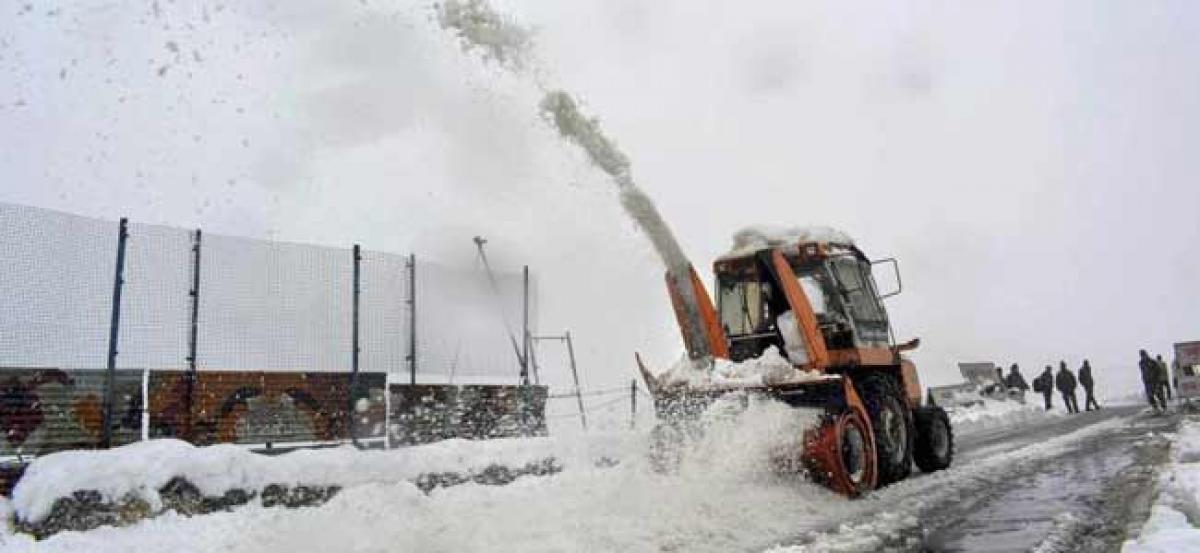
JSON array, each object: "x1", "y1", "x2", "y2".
[{"x1": 724, "y1": 225, "x2": 856, "y2": 258}]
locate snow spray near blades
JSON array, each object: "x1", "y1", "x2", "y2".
[{"x1": 437, "y1": 1, "x2": 713, "y2": 367}]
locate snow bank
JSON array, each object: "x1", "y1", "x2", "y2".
[
  {"x1": 4, "y1": 398, "x2": 841, "y2": 553},
  {"x1": 946, "y1": 397, "x2": 1065, "y2": 436},
  {"x1": 726, "y1": 225, "x2": 856, "y2": 258},
  {"x1": 1123, "y1": 419, "x2": 1200, "y2": 552},
  {"x1": 12, "y1": 434, "x2": 627, "y2": 525}
]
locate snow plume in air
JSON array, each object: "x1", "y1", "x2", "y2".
[
  {"x1": 435, "y1": 0, "x2": 533, "y2": 69},
  {"x1": 435, "y1": 0, "x2": 693, "y2": 276},
  {"x1": 539, "y1": 91, "x2": 691, "y2": 274},
  {"x1": 438, "y1": 0, "x2": 704, "y2": 365}
]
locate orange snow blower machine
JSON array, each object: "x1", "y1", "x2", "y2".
[{"x1": 637, "y1": 229, "x2": 952, "y2": 496}]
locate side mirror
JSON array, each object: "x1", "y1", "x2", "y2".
[{"x1": 871, "y1": 257, "x2": 902, "y2": 299}]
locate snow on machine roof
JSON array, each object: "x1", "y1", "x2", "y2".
[{"x1": 720, "y1": 225, "x2": 857, "y2": 260}]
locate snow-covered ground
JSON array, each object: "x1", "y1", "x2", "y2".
[
  {"x1": 0, "y1": 396, "x2": 842, "y2": 552},
  {"x1": 0, "y1": 393, "x2": 1142, "y2": 553},
  {"x1": 1122, "y1": 416, "x2": 1200, "y2": 552}
]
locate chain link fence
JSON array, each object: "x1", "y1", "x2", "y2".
[{"x1": 0, "y1": 202, "x2": 540, "y2": 456}]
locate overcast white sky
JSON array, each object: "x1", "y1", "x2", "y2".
[{"x1": 2, "y1": 1, "x2": 1198, "y2": 401}]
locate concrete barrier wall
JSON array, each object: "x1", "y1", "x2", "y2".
[
  {"x1": 389, "y1": 384, "x2": 547, "y2": 446},
  {"x1": 0, "y1": 368, "x2": 142, "y2": 456},
  {"x1": 0, "y1": 367, "x2": 548, "y2": 463}
]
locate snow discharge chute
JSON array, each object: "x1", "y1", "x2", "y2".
[{"x1": 433, "y1": 0, "x2": 952, "y2": 497}]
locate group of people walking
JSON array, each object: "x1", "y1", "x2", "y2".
[
  {"x1": 1002, "y1": 351, "x2": 1180, "y2": 415},
  {"x1": 1138, "y1": 349, "x2": 1175, "y2": 413},
  {"x1": 997, "y1": 361, "x2": 1100, "y2": 413},
  {"x1": 1035, "y1": 361, "x2": 1098, "y2": 413}
]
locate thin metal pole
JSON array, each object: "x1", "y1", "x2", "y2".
[
  {"x1": 521, "y1": 265, "x2": 530, "y2": 385},
  {"x1": 528, "y1": 332, "x2": 541, "y2": 385},
  {"x1": 564, "y1": 331, "x2": 586, "y2": 431},
  {"x1": 102, "y1": 217, "x2": 129, "y2": 449},
  {"x1": 185, "y1": 228, "x2": 202, "y2": 440},
  {"x1": 630, "y1": 379, "x2": 637, "y2": 430},
  {"x1": 407, "y1": 254, "x2": 417, "y2": 386},
  {"x1": 350, "y1": 244, "x2": 361, "y2": 446},
  {"x1": 472, "y1": 237, "x2": 526, "y2": 376}
]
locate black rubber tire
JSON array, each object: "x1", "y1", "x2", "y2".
[
  {"x1": 913, "y1": 406, "x2": 954, "y2": 472},
  {"x1": 854, "y1": 373, "x2": 914, "y2": 486}
]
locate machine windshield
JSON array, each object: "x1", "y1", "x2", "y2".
[{"x1": 717, "y1": 278, "x2": 771, "y2": 336}]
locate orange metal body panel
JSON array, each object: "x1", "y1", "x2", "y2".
[
  {"x1": 827, "y1": 347, "x2": 896, "y2": 368},
  {"x1": 769, "y1": 250, "x2": 831, "y2": 370},
  {"x1": 665, "y1": 264, "x2": 729, "y2": 360},
  {"x1": 898, "y1": 358, "x2": 923, "y2": 408},
  {"x1": 689, "y1": 266, "x2": 729, "y2": 359}
]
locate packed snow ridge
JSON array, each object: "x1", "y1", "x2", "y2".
[
  {"x1": 11, "y1": 436, "x2": 604, "y2": 524},
  {"x1": 1123, "y1": 417, "x2": 1200, "y2": 551},
  {"x1": 726, "y1": 225, "x2": 856, "y2": 258}
]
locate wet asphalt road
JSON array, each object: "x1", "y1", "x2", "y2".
[{"x1": 921, "y1": 405, "x2": 1175, "y2": 552}]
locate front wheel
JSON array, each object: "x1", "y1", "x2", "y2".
[
  {"x1": 855, "y1": 373, "x2": 914, "y2": 486},
  {"x1": 913, "y1": 406, "x2": 953, "y2": 472}
]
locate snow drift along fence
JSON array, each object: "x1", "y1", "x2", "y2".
[
  {"x1": 147, "y1": 371, "x2": 387, "y2": 445},
  {"x1": 0, "y1": 368, "x2": 142, "y2": 456},
  {"x1": 389, "y1": 384, "x2": 548, "y2": 446}
]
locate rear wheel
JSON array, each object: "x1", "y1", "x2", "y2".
[
  {"x1": 855, "y1": 373, "x2": 914, "y2": 486},
  {"x1": 913, "y1": 406, "x2": 953, "y2": 472}
]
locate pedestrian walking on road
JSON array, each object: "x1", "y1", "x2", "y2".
[
  {"x1": 1034, "y1": 365, "x2": 1054, "y2": 410},
  {"x1": 1056, "y1": 361, "x2": 1079, "y2": 414},
  {"x1": 1156, "y1": 355, "x2": 1172, "y2": 401},
  {"x1": 1140, "y1": 350, "x2": 1168, "y2": 413},
  {"x1": 1006, "y1": 364, "x2": 1029, "y2": 392},
  {"x1": 1079, "y1": 359, "x2": 1100, "y2": 411}
]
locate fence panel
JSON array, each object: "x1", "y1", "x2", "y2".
[
  {"x1": 0, "y1": 204, "x2": 117, "y2": 369},
  {"x1": 414, "y1": 261, "x2": 533, "y2": 383},
  {"x1": 119, "y1": 222, "x2": 193, "y2": 369},
  {"x1": 196, "y1": 234, "x2": 353, "y2": 372},
  {"x1": 360, "y1": 250, "x2": 409, "y2": 377}
]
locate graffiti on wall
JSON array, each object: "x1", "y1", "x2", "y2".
[
  {"x1": 0, "y1": 368, "x2": 142, "y2": 455},
  {"x1": 148, "y1": 371, "x2": 386, "y2": 445},
  {"x1": 389, "y1": 384, "x2": 547, "y2": 446}
]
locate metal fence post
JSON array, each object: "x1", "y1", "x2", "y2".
[
  {"x1": 101, "y1": 217, "x2": 129, "y2": 449},
  {"x1": 630, "y1": 379, "x2": 637, "y2": 430},
  {"x1": 564, "y1": 331, "x2": 586, "y2": 431},
  {"x1": 184, "y1": 228, "x2": 202, "y2": 440},
  {"x1": 407, "y1": 254, "x2": 416, "y2": 386},
  {"x1": 521, "y1": 265, "x2": 530, "y2": 385},
  {"x1": 350, "y1": 244, "x2": 361, "y2": 446}
]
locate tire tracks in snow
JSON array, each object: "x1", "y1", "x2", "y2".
[{"x1": 768, "y1": 406, "x2": 1159, "y2": 552}]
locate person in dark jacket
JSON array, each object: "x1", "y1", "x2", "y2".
[
  {"x1": 1140, "y1": 349, "x2": 1167, "y2": 412},
  {"x1": 1056, "y1": 361, "x2": 1079, "y2": 413},
  {"x1": 1034, "y1": 365, "x2": 1054, "y2": 410},
  {"x1": 1006, "y1": 364, "x2": 1029, "y2": 392},
  {"x1": 1078, "y1": 359, "x2": 1100, "y2": 411},
  {"x1": 1156, "y1": 355, "x2": 1172, "y2": 401}
]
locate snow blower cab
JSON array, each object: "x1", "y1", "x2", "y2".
[{"x1": 638, "y1": 227, "x2": 953, "y2": 496}]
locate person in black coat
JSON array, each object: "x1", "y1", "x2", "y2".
[
  {"x1": 1056, "y1": 361, "x2": 1079, "y2": 414},
  {"x1": 1156, "y1": 355, "x2": 1172, "y2": 401},
  {"x1": 1034, "y1": 365, "x2": 1054, "y2": 410},
  {"x1": 1140, "y1": 350, "x2": 1167, "y2": 412},
  {"x1": 1006, "y1": 363, "x2": 1029, "y2": 392},
  {"x1": 1078, "y1": 359, "x2": 1100, "y2": 411}
]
